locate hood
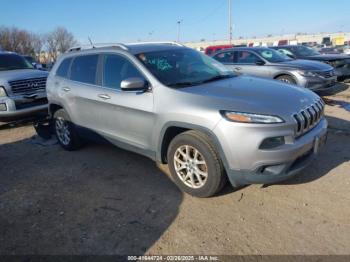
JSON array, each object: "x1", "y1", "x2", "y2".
[
  {"x1": 305, "y1": 54, "x2": 350, "y2": 61},
  {"x1": 179, "y1": 75, "x2": 319, "y2": 118},
  {"x1": 0, "y1": 69, "x2": 48, "y2": 85},
  {"x1": 274, "y1": 59, "x2": 333, "y2": 71}
]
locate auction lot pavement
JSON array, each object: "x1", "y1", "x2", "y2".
[{"x1": 0, "y1": 86, "x2": 349, "y2": 256}]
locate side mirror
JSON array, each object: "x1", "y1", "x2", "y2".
[
  {"x1": 255, "y1": 60, "x2": 265, "y2": 65},
  {"x1": 121, "y1": 77, "x2": 149, "y2": 91}
]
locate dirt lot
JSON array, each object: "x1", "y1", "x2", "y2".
[{"x1": 0, "y1": 86, "x2": 349, "y2": 256}]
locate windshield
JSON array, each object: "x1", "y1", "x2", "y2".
[
  {"x1": 136, "y1": 48, "x2": 235, "y2": 87},
  {"x1": 24, "y1": 56, "x2": 35, "y2": 64},
  {"x1": 293, "y1": 46, "x2": 320, "y2": 57},
  {"x1": 255, "y1": 49, "x2": 293, "y2": 63},
  {"x1": 0, "y1": 54, "x2": 34, "y2": 71}
]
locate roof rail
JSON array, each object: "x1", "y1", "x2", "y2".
[
  {"x1": 126, "y1": 41, "x2": 185, "y2": 47},
  {"x1": 67, "y1": 43, "x2": 129, "y2": 53}
]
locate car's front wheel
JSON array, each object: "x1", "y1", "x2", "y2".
[
  {"x1": 53, "y1": 109, "x2": 82, "y2": 151},
  {"x1": 167, "y1": 130, "x2": 226, "y2": 198},
  {"x1": 276, "y1": 75, "x2": 297, "y2": 85}
]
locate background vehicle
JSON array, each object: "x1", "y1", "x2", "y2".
[
  {"x1": 212, "y1": 47, "x2": 338, "y2": 93},
  {"x1": 205, "y1": 45, "x2": 233, "y2": 55},
  {"x1": 23, "y1": 55, "x2": 44, "y2": 70},
  {"x1": 322, "y1": 37, "x2": 332, "y2": 46},
  {"x1": 318, "y1": 47, "x2": 341, "y2": 55},
  {"x1": 47, "y1": 42, "x2": 327, "y2": 198},
  {"x1": 0, "y1": 51, "x2": 48, "y2": 122},
  {"x1": 272, "y1": 45, "x2": 350, "y2": 81}
]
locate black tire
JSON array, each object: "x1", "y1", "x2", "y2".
[
  {"x1": 167, "y1": 130, "x2": 227, "y2": 198},
  {"x1": 276, "y1": 75, "x2": 297, "y2": 85},
  {"x1": 53, "y1": 109, "x2": 82, "y2": 151}
]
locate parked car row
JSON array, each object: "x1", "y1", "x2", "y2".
[{"x1": 208, "y1": 44, "x2": 349, "y2": 96}]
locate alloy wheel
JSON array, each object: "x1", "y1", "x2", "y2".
[
  {"x1": 173, "y1": 145, "x2": 208, "y2": 189},
  {"x1": 55, "y1": 117, "x2": 71, "y2": 146}
]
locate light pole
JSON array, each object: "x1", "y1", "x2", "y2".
[
  {"x1": 228, "y1": 0, "x2": 232, "y2": 44},
  {"x1": 177, "y1": 20, "x2": 182, "y2": 43}
]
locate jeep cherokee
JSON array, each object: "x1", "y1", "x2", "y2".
[{"x1": 46, "y1": 42, "x2": 328, "y2": 197}]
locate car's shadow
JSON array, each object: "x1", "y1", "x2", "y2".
[{"x1": 0, "y1": 137, "x2": 183, "y2": 255}]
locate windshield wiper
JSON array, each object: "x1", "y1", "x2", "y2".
[
  {"x1": 199, "y1": 74, "x2": 235, "y2": 84},
  {"x1": 168, "y1": 82, "x2": 201, "y2": 88},
  {"x1": 168, "y1": 74, "x2": 235, "y2": 88}
]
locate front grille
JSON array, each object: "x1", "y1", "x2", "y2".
[
  {"x1": 9, "y1": 77, "x2": 47, "y2": 94},
  {"x1": 316, "y1": 69, "x2": 335, "y2": 78},
  {"x1": 15, "y1": 98, "x2": 48, "y2": 110},
  {"x1": 293, "y1": 99, "x2": 325, "y2": 137}
]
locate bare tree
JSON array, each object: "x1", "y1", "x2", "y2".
[
  {"x1": 0, "y1": 26, "x2": 77, "y2": 63},
  {"x1": 46, "y1": 27, "x2": 77, "y2": 61},
  {"x1": 0, "y1": 26, "x2": 36, "y2": 55},
  {"x1": 31, "y1": 34, "x2": 45, "y2": 60}
]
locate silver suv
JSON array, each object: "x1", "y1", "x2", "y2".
[
  {"x1": 0, "y1": 52, "x2": 48, "y2": 122},
  {"x1": 47, "y1": 42, "x2": 328, "y2": 197}
]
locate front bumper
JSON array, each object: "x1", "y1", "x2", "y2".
[
  {"x1": 335, "y1": 66, "x2": 350, "y2": 81},
  {"x1": 0, "y1": 96, "x2": 48, "y2": 122},
  {"x1": 214, "y1": 118, "x2": 328, "y2": 186}
]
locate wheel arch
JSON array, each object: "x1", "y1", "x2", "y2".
[
  {"x1": 157, "y1": 122, "x2": 230, "y2": 173},
  {"x1": 273, "y1": 72, "x2": 298, "y2": 83},
  {"x1": 48, "y1": 103, "x2": 63, "y2": 117}
]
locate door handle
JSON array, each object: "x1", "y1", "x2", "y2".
[
  {"x1": 98, "y1": 94, "x2": 111, "y2": 100},
  {"x1": 234, "y1": 67, "x2": 242, "y2": 71},
  {"x1": 62, "y1": 87, "x2": 71, "y2": 92}
]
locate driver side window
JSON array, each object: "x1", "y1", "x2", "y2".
[
  {"x1": 235, "y1": 51, "x2": 260, "y2": 64},
  {"x1": 102, "y1": 54, "x2": 144, "y2": 90}
]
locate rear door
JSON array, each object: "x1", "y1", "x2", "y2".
[{"x1": 63, "y1": 54, "x2": 103, "y2": 130}]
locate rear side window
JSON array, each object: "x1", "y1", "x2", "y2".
[
  {"x1": 56, "y1": 58, "x2": 72, "y2": 78},
  {"x1": 70, "y1": 55, "x2": 99, "y2": 84},
  {"x1": 214, "y1": 52, "x2": 234, "y2": 63},
  {"x1": 102, "y1": 54, "x2": 144, "y2": 90},
  {"x1": 235, "y1": 51, "x2": 260, "y2": 64}
]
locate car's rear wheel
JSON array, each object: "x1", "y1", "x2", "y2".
[
  {"x1": 167, "y1": 130, "x2": 226, "y2": 198},
  {"x1": 276, "y1": 75, "x2": 297, "y2": 85},
  {"x1": 53, "y1": 109, "x2": 82, "y2": 151}
]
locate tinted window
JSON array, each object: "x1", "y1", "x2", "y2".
[
  {"x1": 0, "y1": 54, "x2": 33, "y2": 71},
  {"x1": 56, "y1": 57, "x2": 72, "y2": 78},
  {"x1": 70, "y1": 55, "x2": 98, "y2": 84},
  {"x1": 292, "y1": 46, "x2": 320, "y2": 56},
  {"x1": 214, "y1": 52, "x2": 234, "y2": 63},
  {"x1": 236, "y1": 51, "x2": 260, "y2": 64},
  {"x1": 103, "y1": 54, "x2": 144, "y2": 90}
]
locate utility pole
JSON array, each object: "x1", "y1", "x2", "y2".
[
  {"x1": 228, "y1": 0, "x2": 232, "y2": 44},
  {"x1": 177, "y1": 20, "x2": 182, "y2": 42}
]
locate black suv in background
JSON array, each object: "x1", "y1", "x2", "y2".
[{"x1": 272, "y1": 45, "x2": 350, "y2": 81}]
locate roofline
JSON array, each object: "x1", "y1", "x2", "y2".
[{"x1": 67, "y1": 41, "x2": 185, "y2": 53}]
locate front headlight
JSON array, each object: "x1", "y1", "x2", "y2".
[
  {"x1": 296, "y1": 70, "x2": 317, "y2": 77},
  {"x1": 0, "y1": 87, "x2": 8, "y2": 97},
  {"x1": 221, "y1": 111, "x2": 284, "y2": 124}
]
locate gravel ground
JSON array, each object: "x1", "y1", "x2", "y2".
[{"x1": 0, "y1": 85, "x2": 349, "y2": 256}]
